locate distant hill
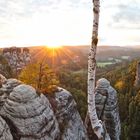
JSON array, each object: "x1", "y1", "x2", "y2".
[
  {"x1": 61, "y1": 45, "x2": 140, "y2": 61},
  {"x1": 1, "y1": 45, "x2": 140, "y2": 68}
]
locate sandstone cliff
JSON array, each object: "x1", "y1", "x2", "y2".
[
  {"x1": 2, "y1": 47, "x2": 31, "y2": 75},
  {"x1": 0, "y1": 75, "x2": 88, "y2": 140},
  {"x1": 85, "y1": 78, "x2": 121, "y2": 140},
  {"x1": 54, "y1": 88, "x2": 88, "y2": 140},
  {"x1": 95, "y1": 78, "x2": 121, "y2": 140},
  {"x1": 135, "y1": 62, "x2": 140, "y2": 86},
  {"x1": 0, "y1": 55, "x2": 13, "y2": 78}
]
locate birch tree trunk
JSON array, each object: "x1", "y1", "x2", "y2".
[{"x1": 87, "y1": 0, "x2": 110, "y2": 139}]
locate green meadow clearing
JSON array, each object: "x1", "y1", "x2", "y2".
[{"x1": 97, "y1": 62, "x2": 114, "y2": 67}]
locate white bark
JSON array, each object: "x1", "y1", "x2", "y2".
[{"x1": 88, "y1": 0, "x2": 110, "y2": 139}]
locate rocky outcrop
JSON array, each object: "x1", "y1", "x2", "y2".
[
  {"x1": 95, "y1": 78, "x2": 121, "y2": 140},
  {"x1": 0, "y1": 116, "x2": 13, "y2": 140},
  {"x1": 0, "y1": 55, "x2": 13, "y2": 78},
  {"x1": 3, "y1": 47, "x2": 31, "y2": 74},
  {"x1": 85, "y1": 78, "x2": 121, "y2": 140},
  {"x1": 0, "y1": 78, "x2": 21, "y2": 108},
  {"x1": 0, "y1": 83, "x2": 59, "y2": 140},
  {"x1": 135, "y1": 61, "x2": 140, "y2": 86},
  {"x1": 54, "y1": 88, "x2": 89, "y2": 140},
  {"x1": 0, "y1": 76, "x2": 88, "y2": 140}
]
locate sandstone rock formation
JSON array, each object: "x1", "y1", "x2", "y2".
[
  {"x1": 0, "y1": 84, "x2": 60, "y2": 140},
  {"x1": 95, "y1": 78, "x2": 121, "y2": 140},
  {"x1": 0, "y1": 116, "x2": 13, "y2": 140},
  {"x1": 0, "y1": 76, "x2": 88, "y2": 140},
  {"x1": 3, "y1": 47, "x2": 31, "y2": 75},
  {"x1": 85, "y1": 78, "x2": 121, "y2": 140},
  {"x1": 0, "y1": 78, "x2": 21, "y2": 109},
  {"x1": 0, "y1": 55, "x2": 13, "y2": 78},
  {"x1": 135, "y1": 61, "x2": 140, "y2": 86},
  {"x1": 54, "y1": 88, "x2": 89, "y2": 140}
]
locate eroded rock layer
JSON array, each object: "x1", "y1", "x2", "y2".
[
  {"x1": 54, "y1": 88, "x2": 89, "y2": 140},
  {"x1": 0, "y1": 75, "x2": 92, "y2": 140},
  {"x1": 95, "y1": 78, "x2": 121, "y2": 140},
  {"x1": 3, "y1": 47, "x2": 31, "y2": 74},
  {"x1": 0, "y1": 84, "x2": 60, "y2": 140}
]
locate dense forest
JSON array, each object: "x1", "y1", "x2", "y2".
[{"x1": 99, "y1": 60, "x2": 140, "y2": 140}]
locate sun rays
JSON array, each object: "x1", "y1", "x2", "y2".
[
  {"x1": 31, "y1": 46, "x2": 82, "y2": 70},
  {"x1": 46, "y1": 46, "x2": 62, "y2": 49}
]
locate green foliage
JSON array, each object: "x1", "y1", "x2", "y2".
[
  {"x1": 57, "y1": 69, "x2": 87, "y2": 119},
  {"x1": 67, "y1": 88, "x2": 87, "y2": 120},
  {"x1": 58, "y1": 69, "x2": 87, "y2": 92},
  {"x1": 19, "y1": 62, "x2": 59, "y2": 94},
  {"x1": 127, "y1": 92, "x2": 140, "y2": 140},
  {"x1": 101, "y1": 60, "x2": 140, "y2": 140}
]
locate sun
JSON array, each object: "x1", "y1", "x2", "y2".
[
  {"x1": 45, "y1": 42, "x2": 62, "y2": 49},
  {"x1": 46, "y1": 45, "x2": 62, "y2": 49}
]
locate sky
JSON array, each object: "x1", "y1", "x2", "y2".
[{"x1": 0, "y1": 0, "x2": 140, "y2": 47}]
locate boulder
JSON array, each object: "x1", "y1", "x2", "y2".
[{"x1": 0, "y1": 84, "x2": 60, "y2": 140}]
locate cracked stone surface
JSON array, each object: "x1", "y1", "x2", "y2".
[
  {"x1": 95, "y1": 78, "x2": 121, "y2": 140},
  {"x1": 54, "y1": 88, "x2": 89, "y2": 140},
  {"x1": 0, "y1": 84, "x2": 60, "y2": 140},
  {"x1": 0, "y1": 75, "x2": 98, "y2": 140}
]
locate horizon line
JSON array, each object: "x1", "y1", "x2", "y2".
[{"x1": 0, "y1": 44, "x2": 140, "y2": 49}]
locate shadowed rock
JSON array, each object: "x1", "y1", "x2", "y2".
[
  {"x1": 2, "y1": 79, "x2": 22, "y2": 89},
  {"x1": 0, "y1": 116, "x2": 13, "y2": 140},
  {"x1": 54, "y1": 88, "x2": 89, "y2": 140},
  {"x1": 0, "y1": 79, "x2": 22, "y2": 108},
  {"x1": 95, "y1": 78, "x2": 121, "y2": 140}
]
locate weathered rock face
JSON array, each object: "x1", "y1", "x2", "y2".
[
  {"x1": 0, "y1": 55, "x2": 13, "y2": 78},
  {"x1": 0, "y1": 78, "x2": 21, "y2": 108},
  {"x1": 135, "y1": 62, "x2": 140, "y2": 86},
  {"x1": 54, "y1": 88, "x2": 89, "y2": 140},
  {"x1": 0, "y1": 83, "x2": 60, "y2": 140},
  {"x1": 0, "y1": 75, "x2": 122, "y2": 139},
  {"x1": 95, "y1": 78, "x2": 121, "y2": 140},
  {"x1": 0, "y1": 77, "x2": 88, "y2": 140},
  {"x1": 3, "y1": 47, "x2": 31, "y2": 74},
  {"x1": 0, "y1": 116, "x2": 13, "y2": 140}
]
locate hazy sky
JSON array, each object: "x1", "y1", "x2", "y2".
[{"x1": 0, "y1": 0, "x2": 140, "y2": 47}]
